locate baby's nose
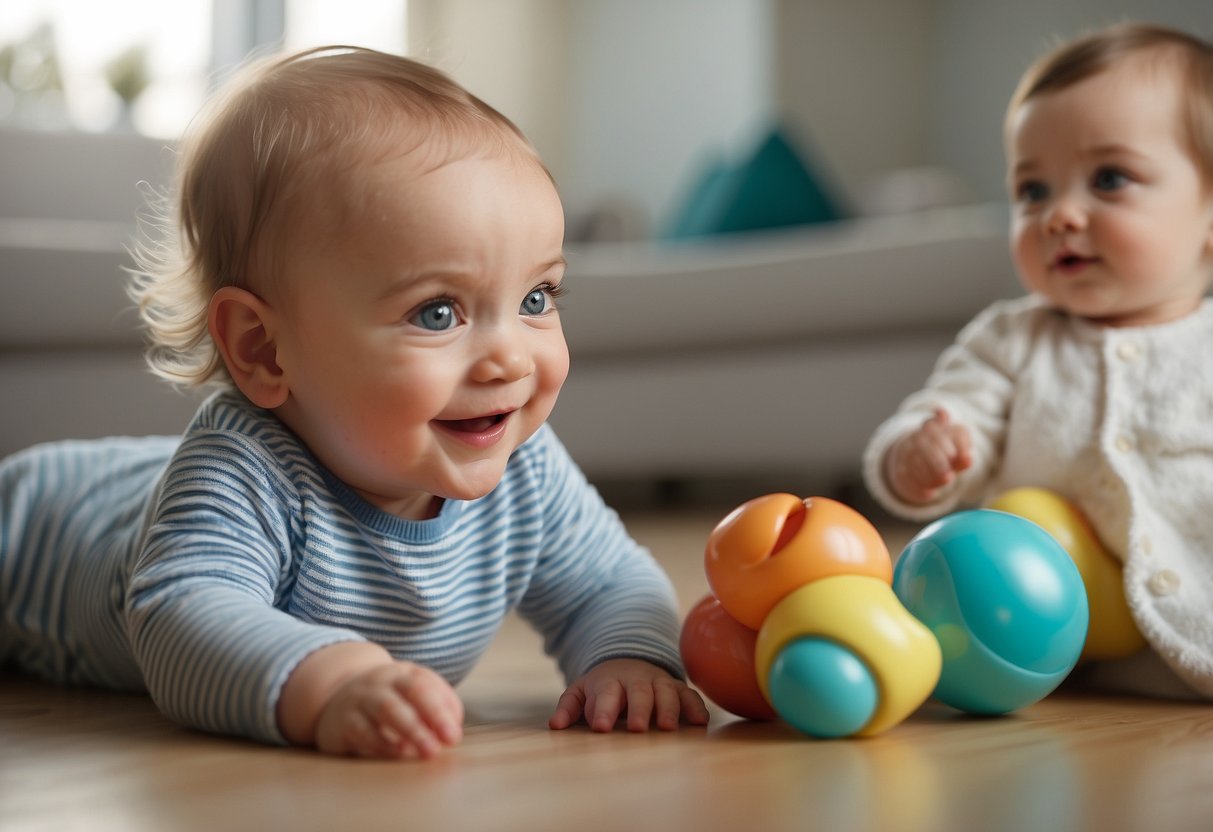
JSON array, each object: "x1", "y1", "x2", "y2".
[{"x1": 472, "y1": 330, "x2": 534, "y2": 382}]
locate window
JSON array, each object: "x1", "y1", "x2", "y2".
[{"x1": 0, "y1": 0, "x2": 406, "y2": 139}]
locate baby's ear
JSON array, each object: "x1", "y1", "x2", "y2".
[{"x1": 208, "y1": 286, "x2": 289, "y2": 408}]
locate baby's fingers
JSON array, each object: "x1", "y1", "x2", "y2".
[
  {"x1": 317, "y1": 703, "x2": 420, "y2": 759},
  {"x1": 340, "y1": 709, "x2": 397, "y2": 758},
  {"x1": 368, "y1": 695, "x2": 444, "y2": 759},
  {"x1": 587, "y1": 681, "x2": 624, "y2": 733},
  {"x1": 623, "y1": 681, "x2": 655, "y2": 732},
  {"x1": 549, "y1": 686, "x2": 587, "y2": 730},
  {"x1": 677, "y1": 684, "x2": 710, "y2": 727},
  {"x1": 648, "y1": 677, "x2": 709, "y2": 731},
  {"x1": 949, "y1": 424, "x2": 973, "y2": 470},
  {"x1": 909, "y1": 445, "x2": 957, "y2": 488},
  {"x1": 391, "y1": 673, "x2": 463, "y2": 746}
]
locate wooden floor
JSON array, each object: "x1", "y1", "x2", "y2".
[{"x1": 4, "y1": 507, "x2": 1213, "y2": 832}]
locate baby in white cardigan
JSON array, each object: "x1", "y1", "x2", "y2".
[{"x1": 863, "y1": 22, "x2": 1213, "y2": 699}]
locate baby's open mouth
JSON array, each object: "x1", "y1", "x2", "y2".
[
  {"x1": 433, "y1": 411, "x2": 514, "y2": 448},
  {"x1": 1054, "y1": 253, "x2": 1097, "y2": 270},
  {"x1": 436, "y1": 413, "x2": 510, "y2": 434}
]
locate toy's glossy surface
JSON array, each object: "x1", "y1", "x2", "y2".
[
  {"x1": 755, "y1": 575, "x2": 941, "y2": 735},
  {"x1": 987, "y1": 488, "x2": 1144, "y2": 661},
  {"x1": 766, "y1": 637, "x2": 878, "y2": 738},
  {"x1": 704, "y1": 493, "x2": 892, "y2": 630},
  {"x1": 680, "y1": 594, "x2": 778, "y2": 720},
  {"x1": 894, "y1": 509, "x2": 1089, "y2": 714}
]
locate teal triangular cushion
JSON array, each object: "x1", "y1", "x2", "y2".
[{"x1": 663, "y1": 127, "x2": 843, "y2": 239}]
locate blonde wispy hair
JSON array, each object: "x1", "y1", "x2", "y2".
[{"x1": 129, "y1": 45, "x2": 542, "y2": 387}]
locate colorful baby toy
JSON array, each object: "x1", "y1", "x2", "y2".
[
  {"x1": 682, "y1": 494, "x2": 940, "y2": 738},
  {"x1": 681, "y1": 489, "x2": 1117, "y2": 738}
]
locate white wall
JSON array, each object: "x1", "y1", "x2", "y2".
[
  {"x1": 771, "y1": 0, "x2": 1213, "y2": 208},
  {"x1": 406, "y1": 0, "x2": 571, "y2": 179},
  {"x1": 410, "y1": 2, "x2": 1213, "y2": 229},
  {"x1": 774, "y1": 0, "x2": 934, "y2": 211},
  {"x1": 410, "y1": 0, "x2": 775, "y2": 234},
  {"x1": 558, "y1": 0, "x2": 775, "y2": 232}
]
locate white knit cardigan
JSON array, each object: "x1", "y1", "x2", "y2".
[{"x1": 863, "y1": 294, "x2": 1213, "y2": 697}]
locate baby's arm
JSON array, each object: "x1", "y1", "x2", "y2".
[
  {"x1": 128, "y1": 428, "x2": 463, "y2": 759},
  {"x1": 883, "y1": 407, "x2": 973, "y2": 505},
  {"x1": 518, "y1": 426, "x2": 706, "y2": 731},
  {"x1": 863, "y1": 299, "x2": 1033, "y2": 519},
  {"x1": 277, "y1": 642, "x2": 464, "y2": 759},
  {"x1": 549, "y1": 658, "x2": 709, "y2": 732}
]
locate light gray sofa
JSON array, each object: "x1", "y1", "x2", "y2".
[{"x1": 551, "y1": 205, "x2": 1019, "y2": 492}]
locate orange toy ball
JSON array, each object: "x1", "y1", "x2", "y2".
[
  {"x1": 680, "y1": 594, "x2": 778, "y2": 721},
  {"x1": 705, "y1": 494, "x2": 893, "y2": 630}
]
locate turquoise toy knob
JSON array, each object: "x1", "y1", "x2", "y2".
[{"x1": 767, "y1": 637, "x2": 878, "y2": 738}]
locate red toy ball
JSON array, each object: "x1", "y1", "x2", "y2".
[{"x1": 680, "y1": 594, "x2": 777, "y2": 721}]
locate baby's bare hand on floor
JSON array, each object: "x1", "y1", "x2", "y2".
[{"x1": 315, "y1": 662, "x2": 464, "y2": 759}]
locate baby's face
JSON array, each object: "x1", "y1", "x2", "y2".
[
  {"x1": 1006, "y1": 56, "x2": 1213, "y2": 327},
  {"x1": 268, "y1": 148, "x2": 569, "y2": 519}
]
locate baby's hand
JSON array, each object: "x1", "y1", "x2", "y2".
[
  {"x1": 885, "y1": 408, "x2": 973, "y2": 505},
  {"x1": 314, "y1": 661, "x2": 464, "y2": 760},
  {"x1": 549, "y1": 658, "x2": 710, "y2": 732}
]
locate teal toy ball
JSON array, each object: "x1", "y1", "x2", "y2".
[
  {"x1": 767, "y1": 637, "x2": 878, "y2": 738},
  {"x1": 893, "y1": 509, "x2": 1088, "y2": 715}
]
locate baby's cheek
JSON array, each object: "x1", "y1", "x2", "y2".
[{"x1": 541, "y1": 342, "x2": 571, "y2": 397}]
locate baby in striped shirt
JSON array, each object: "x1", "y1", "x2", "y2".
[{"x1": 0, "y1": 45, "x2": 707, "y2": 758}]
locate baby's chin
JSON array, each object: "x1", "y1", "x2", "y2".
[
  {"x1": 350, "y1": 468, "x2": 507, "y2": 518},
  {"x1": 431, "y1": 462, "x2": 514, "y2": 504},
  {"x1": 425, "y1": 422, "x2": 547, "y2": 503},
  {"x1": 1040, "y1": 290, "x2": 1121, "y2": 322}
]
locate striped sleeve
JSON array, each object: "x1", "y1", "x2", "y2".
[
  {"x1": 0, "y1": 436, "x2": 173, "y2": 689},
  {"x1": 513, "y1": 427, "x2": 685, "y2": 682},
  {"x1": 125, "y1": 430, "x2": 364, "y2": 744}
]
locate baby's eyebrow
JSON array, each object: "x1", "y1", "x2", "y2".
[
  {"x1": 537, "y1": 254, "x2": 568, "y2": 274},
  {"x1": 1009, "y1": 158, "x2": 1040, "y2": 177},
  {"x1": 376, "y1": 255, "x2": 568, "y2": 300},
  {"x1": 1086, "y1": 142, "x2": 1149, "y2": 161},
  {"x1": 376, "y1": 268, "x2": 474, "y2": 301}
]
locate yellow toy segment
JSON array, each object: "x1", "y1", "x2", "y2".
[
  {"x1": 987, "y1": 488, "x2": 1145, "y2": 661},
  {"x1": 754, "y1": 575, "x2": 942, "y2": 736}
]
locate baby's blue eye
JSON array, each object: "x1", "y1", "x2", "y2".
[
  {"x1": 410, "y1": 300, "x2": 457, "y2": 331},
  {"x1": 520, "y1": 288, "x2": 552, "y2": 316},
  {"x1": 1017, "y1": 180, "x2": 1048, "y2": 203},
  {"x1": 1092, "y1": 167, "x2": 1129, "y2": 191}
]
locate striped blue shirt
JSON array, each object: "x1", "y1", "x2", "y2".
[{"x1": 0, "y1": 391, "x2": 684, "y2": 743}]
